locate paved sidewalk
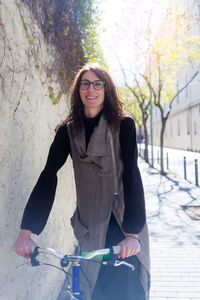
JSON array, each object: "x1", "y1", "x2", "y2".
[
  {"x1": 139, "y1": 158, "x2": 200, "y2": 300},
  {"x1": 139, "y1": 144, "x2": 200, "y2": 187}
]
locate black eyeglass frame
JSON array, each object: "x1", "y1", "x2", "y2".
[{"x1": 79, "y1": 79, "x2": 106, "y2": 90}]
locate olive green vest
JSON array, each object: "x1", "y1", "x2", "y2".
[{"x1": 68, "y1": 115, "x2": 150, "y2": 300}]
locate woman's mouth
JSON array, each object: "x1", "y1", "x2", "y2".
[{"x1": 86, "y1": 96, "x2": 97, "y2": 100}]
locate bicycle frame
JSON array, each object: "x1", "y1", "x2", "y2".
[{"x1": 72, "y1": 262, "x2": 81, "y2": 300}]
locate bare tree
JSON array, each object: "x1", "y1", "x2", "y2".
[
  {"x1": 143, "y1": 66, "x2": 199, "y2": 174},
  {"x1": 119, "y1": 62, "x2": 150, "y2": 162},
  {"x1": 142, "y1": 7, "x2": 200, "y2": 174}
]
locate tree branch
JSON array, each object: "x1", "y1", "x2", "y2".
[{"x1": 168, "y1": 70, "x2": 199, "y2": 117}]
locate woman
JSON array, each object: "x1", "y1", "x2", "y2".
[{"x1": 14, "y1": 62, "x2": 150, "y2": 300}]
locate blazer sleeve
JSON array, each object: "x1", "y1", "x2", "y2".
[
  {"x1": 20, "y1": 125, "x2": 70, "y2": 235},
  {"x1": 120, "y1": 117, "x2": 146, "y2": 234}
]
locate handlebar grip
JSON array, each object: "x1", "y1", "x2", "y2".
[
  {"x1": 31, "y1": 246, "x2": 40, "y2": 258},
  {"x1": 112, "y1": 246, "x2": 121, "y2": 254},
  {"x1": 30, "y1": 246, "x2": 40, "y2": 266}
]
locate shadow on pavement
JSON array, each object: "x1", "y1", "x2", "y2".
[{"x1": 142, "y1": 164, "x2": 200, "y2": 247}]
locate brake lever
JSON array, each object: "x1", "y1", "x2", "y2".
[
  {"x1": 114, "y1": 260, "x2": 135, "y2": 271},
  {"x1": 102, "y1": 259, "x2": 134, "y2": 271}
]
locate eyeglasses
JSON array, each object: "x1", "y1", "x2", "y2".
[{"x1": 79, "y1": 79, "x2": 105, "y2": 90}]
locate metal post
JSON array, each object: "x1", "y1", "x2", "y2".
[
  {"x1": 149, "y1": 48, "x2": 153, "y2": 168},
  {"x1": 195, "y1": 159, "x2": 199, "y2": 186},
  {"x1": 166, "y1": 152, "x2": 169, "y2": 170},
  {"x1": 184, "y1": 156, "x2": 187, "y2": 180},
  {"x1": 157, "y1": 150, "x2": 159, "y2": 164},
  {"x1": 150, "y1": 94, "x2": 154, "y2": 167}
]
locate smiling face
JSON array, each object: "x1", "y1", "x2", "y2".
[{"x1": 79, "y1": 70, "x2": 105, "y2": 118}]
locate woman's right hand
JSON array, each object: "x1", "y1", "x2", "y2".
[{"x1": 13, "y1": 229, "x2": 38, "y2": 259}]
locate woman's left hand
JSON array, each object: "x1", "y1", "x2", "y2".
[{"x1": 118, "y1": 236, "x2": 140, "y2": 259}]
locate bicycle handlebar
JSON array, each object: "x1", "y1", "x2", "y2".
[
  {"x1": 30, "y1": 246, "x2": 134, "y2": 270},
  {"x1": 31, "y1": 246, "x2": 121, "y2": 263}
]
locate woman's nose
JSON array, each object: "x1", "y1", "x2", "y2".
[{"x1": 88, "y1": 83, "x2": 95, "y2": 90}]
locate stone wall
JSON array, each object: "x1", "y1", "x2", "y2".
[{"x1": 0, "y1": 1, "x2": 76, "y2": 299}]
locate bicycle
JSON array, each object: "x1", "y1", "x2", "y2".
[{"x1": 27, "y1": 245, "x2": 135, "y2": 300}]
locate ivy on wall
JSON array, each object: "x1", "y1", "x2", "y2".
[{"x1": 21, "y1": 0, "x2": 105, "y2": 103}]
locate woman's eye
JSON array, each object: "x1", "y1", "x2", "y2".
[
  {"x1": 94, "y1": 82, "x2": 103, "y2": 89},
  {"x1": 81, "y1": 82, "x2": 89, "y2": 88}
]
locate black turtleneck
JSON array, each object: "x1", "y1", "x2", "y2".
[
  {"x1": 84, "y1": 111, "x2": 102, "y2": 149},
  {"x1": 21, "y1": 114, "x2": 146, "y2": 235}
]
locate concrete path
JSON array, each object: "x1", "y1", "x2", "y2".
[{"x1": 139, "y1": 158, "x2": 200, "y2": 300}]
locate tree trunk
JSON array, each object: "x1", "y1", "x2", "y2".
[
  {"x1": 144, "y1": 122, "x2": 149, "y2": 162},
  {"x1": 160, "y1": 119, "x2": 166, "y2": 175},
  {"x1": 138, "y1": 125, "x2": 142, "y2": 142},
  {"x1": 138, "y1": 125, "x2": 142, "y2": 157}
]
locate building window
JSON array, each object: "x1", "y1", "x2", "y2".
[
  {"x1": 197, "y1": 4, "x2": 200, "y2": 29},
  {"x1": 178, "y1": 119, "x2": 180, "y2": 136},
  {"x1": 187, "y1": 111, "x2": 190, "y2": 135},
  {"x1": 176, "y1": 81, "x2": 179, "y2": 103},
  {"x1": 194, "y1": 121, "x2": 197, "y2": 135},
  {"x1": 185, "y1": 72, "x2": 188, "y2": 98},
  {"x1": 170, "y1": 121, "x2": 173, "y2": 137}
]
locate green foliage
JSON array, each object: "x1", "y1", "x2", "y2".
[
  {"x1": 23, "y1": 0, "x2": 105, "y2": 103},
  {"x1": 18, "y1": 2, "x2": 23, "y2": 9},
  {"x1": 32, "y1": 50, "x2": 39, "y2": 62},
  {"x1": 149, "y1": 9, "x2": 200, "y2": 107},
  {"x1": 48, "y1": 86, "x2": 63, "y2": 105},
  {"x1": 17, "y1": 4, "x2": 37, "y2": 53},
  {"x1": 119, "y1": 86, "x2": 143, "y2": 127},
  {"x1": 143, "y1": 8, "x2": 200, "y2": 173},
  {"x1": 77, "y1": 0, "x2": 105, "y2": 64},
  {"x1": 26, "y1": 34, "x2": 35, "y2": 45}
]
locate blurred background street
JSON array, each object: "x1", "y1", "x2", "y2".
[{"x1": 139, "y1": 153, "x2": 200, "y2": 300}]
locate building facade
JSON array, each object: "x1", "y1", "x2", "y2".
[{"x1": 147, "y1": 0, "x2": 200, "y2": 152}]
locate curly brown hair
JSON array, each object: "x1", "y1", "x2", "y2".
[{"x1": 60, "y1": 62, "x2": 125, "y2": 133}]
